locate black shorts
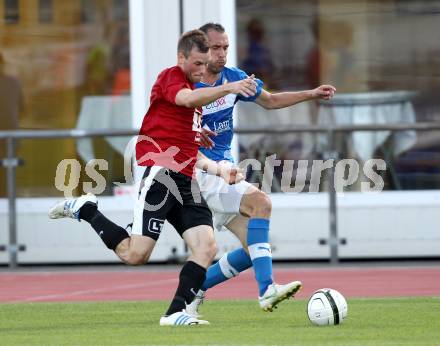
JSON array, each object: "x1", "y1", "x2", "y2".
[{"x1": 131, "y1": 166, "x2": 213, "y2": 240}]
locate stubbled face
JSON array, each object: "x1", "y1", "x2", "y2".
[
  {"x1": 205, "y1": 30, "x2": 229, "y2": 74},
  {"x1": 178, "y1": 48, "x2": 210, "y2": 83}
]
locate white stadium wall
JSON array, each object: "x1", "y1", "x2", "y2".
[{"x1": 1, "y1": 191, "x2": 440, "y2": 264}]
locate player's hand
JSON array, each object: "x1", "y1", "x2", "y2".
[
  {"x1": 219, "y1": 165, "x2": 245, "y2": 185},
  {"x1": 313, "y1": 85, "x2": 336, "y2": 100},
  {"x1": 227, "y1": 74, "x2": 258, "y2": 98},
  {"x1": 199, "y1": 127, "x2": 217, "y2": 149}
]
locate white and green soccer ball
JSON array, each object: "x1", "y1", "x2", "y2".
[{"x1": 307, "y1": 288, "x2": 348, "y2": 326}]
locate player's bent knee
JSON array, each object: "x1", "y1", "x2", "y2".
[
  {"x1": 193, "y1": 238, "x2": 217, "y2": 265},
  {"x1": 202, "y1": 240, "x2": 217, "y2": 261},
  {"x1": 207, "y1": 239, "x2": 217, "y2": 261},
  {"x1": 120, "y1": 235, "x2": 155, "y2": 265},
  {"x1": 260, "y1": 193, "x2": 272, "y2": 215},
  {"x1": 248, "y1": 191, "x2": 272, "y2": 218},
  {"x1": 125, "y1": 249, "x2": 150, "y2": 265}
]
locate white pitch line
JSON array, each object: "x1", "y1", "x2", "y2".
[{"x1": 10, "y1": 278, "x2": 178, "y2": 303}]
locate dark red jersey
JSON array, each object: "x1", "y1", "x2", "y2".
[{"x1": 136, "y1": 66, "x2": 201, "y2": 177}]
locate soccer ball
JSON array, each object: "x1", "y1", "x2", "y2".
[{"x1": 307, "y1": 288, "x2": 348, "y2": 326}]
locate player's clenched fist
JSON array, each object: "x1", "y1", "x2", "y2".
[
  {"x1": 312, "y1": 85, "x2": 336, "y2": 100},
  {"x1": 219, "y1": 165, "x2": 245, "y2": 185},
  {"x1": 226, "y1": 74, "x2": 258, "y2": 98}
]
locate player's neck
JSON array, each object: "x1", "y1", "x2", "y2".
[{"x1": 202, "y1": 70, "x2": 220, "y2": 86}]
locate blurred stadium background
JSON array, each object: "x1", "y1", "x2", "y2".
[{"x1": 1, "y1": 0, "x2": 440, "y2": 266}]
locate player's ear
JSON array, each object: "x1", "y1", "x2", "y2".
[{"x1": 177, "y1": 51, "x2": 186, "y2": 64}]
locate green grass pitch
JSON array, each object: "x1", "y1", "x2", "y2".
[{"x1": 1, "y1": 298, "x2": 439, "y2": 345}]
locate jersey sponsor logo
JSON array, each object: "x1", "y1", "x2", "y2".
[
  {"x1": 148, "y1": 218, "x2": 165, "y2": 234},
  {"x1": 213, "y1": 119, "x2": 231, "y2": 134},
  {"x1": 206, "y1": 97, "x2": 226, "y2": 109},
  {"x1": 202, "y1": 93, "x2": 236, "y2": 115}
]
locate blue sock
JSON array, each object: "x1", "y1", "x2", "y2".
[
  {"x1": 247, "y1": 218, "x2": 273, "y2": 296},
  {"x1": 201, "y1": 248, "x2": 252, "y2": 291}
]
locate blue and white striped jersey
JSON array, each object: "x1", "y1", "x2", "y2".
[{"x1": 196, "y1": 67, "x2": 263, "y2": 162}]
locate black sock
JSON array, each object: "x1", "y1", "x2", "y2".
[
  {"x1": 165, "y1": 261, "x2": 207, "y2": 316},
  {"x1": 79, "y1": 203, "x2": 98, "y2": 223},
  {"x1": 79, "y1": 204, "x2": 129, "y2": 250}
]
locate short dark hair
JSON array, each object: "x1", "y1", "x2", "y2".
[
  {"x1": 177, "y1": 29, "x2": 209, "y2": 58},
  {"x1": 199, "y1": 23, "x2": 225, "y2": 34}
]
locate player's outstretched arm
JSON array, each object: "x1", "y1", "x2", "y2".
[
  {"x1": 196, "y1": 151, "x2": 244, "y2": 185},
  {"x1": 255, "y1": 84, "x2": 336, "y2": 110},
  {"x1": 175, "y1": 76, "x2": 258, "y2": 108}
]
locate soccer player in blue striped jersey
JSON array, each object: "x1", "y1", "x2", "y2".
[{"x1": 187, "y1": 23, "x2": 336, "y2": 317}]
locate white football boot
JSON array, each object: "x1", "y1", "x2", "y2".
[
  {"x1": 48, "y1": 193, "x2": 97, "y2": 221},
  {"x1": 259, "y1": 281, "x2": 302, "y2": 312},
  {"x1": 159, "y1": 310, "x2": 210, "y2": 326},
  {"x1": 186, "y1": 289, "x2": 206, "y2": 318}
]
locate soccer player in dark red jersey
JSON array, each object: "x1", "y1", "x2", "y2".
[{"x1": 49, "y1": 29, "x2": 258, "y2": 326}]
